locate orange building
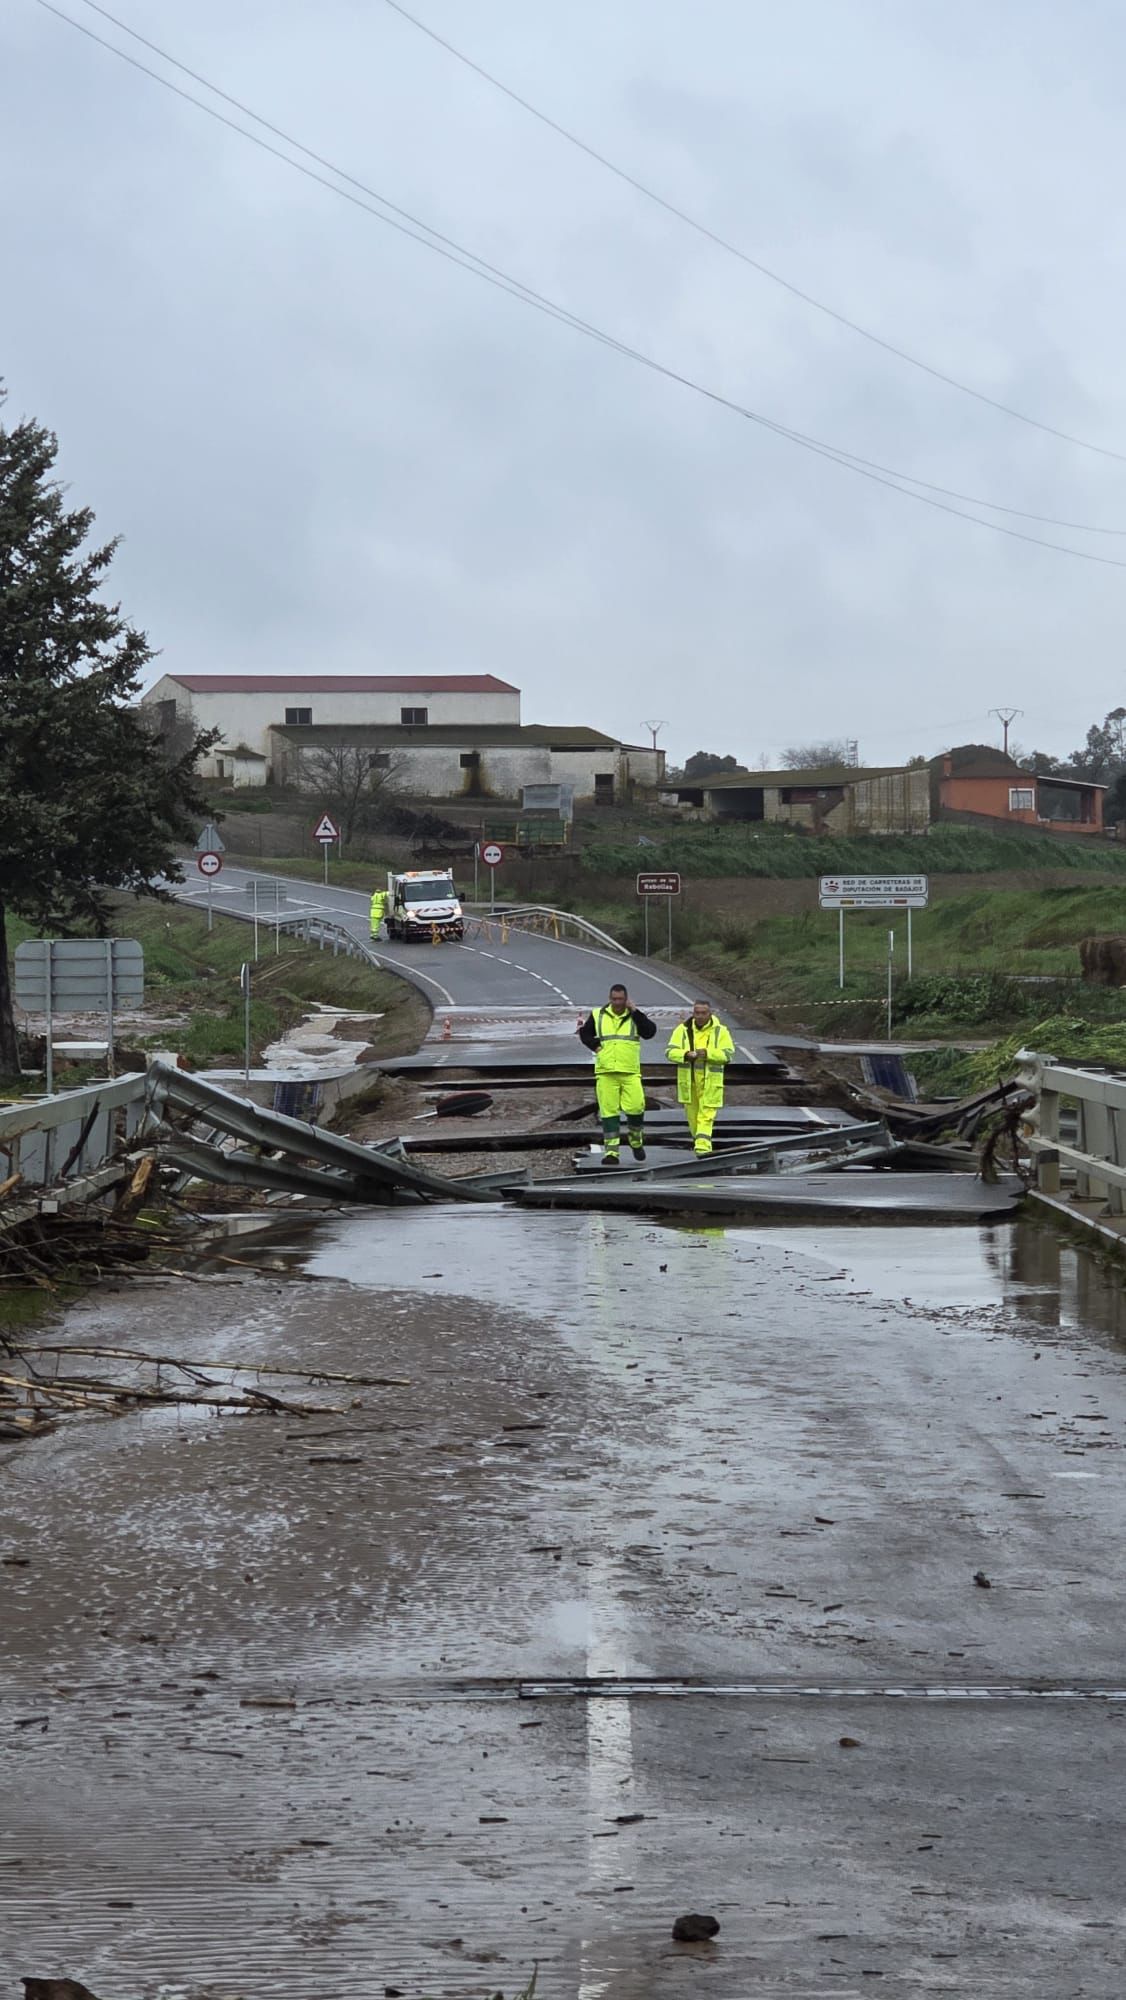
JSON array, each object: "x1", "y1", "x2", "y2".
[{"x1": 933, "y1": 745, "x2": 1104, "y2": 835}]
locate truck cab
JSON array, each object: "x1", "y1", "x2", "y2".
[{"x1": 386, "y1": 869, "x2": 464, "y2": 942}]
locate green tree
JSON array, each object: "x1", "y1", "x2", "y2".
[{"x1": 0, "y1": 392, "x2": 214, "y2": 1074}]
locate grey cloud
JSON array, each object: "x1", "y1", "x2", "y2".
[{"x1": 4, "y1": 0, "x2": 1126, "y2": 765}]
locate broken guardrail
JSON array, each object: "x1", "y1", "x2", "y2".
[{"x1": 145, "y1": 1059, "x2": 493, "y2": 1204}]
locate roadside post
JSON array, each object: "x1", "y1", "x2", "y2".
[
  {"x1": 313, "y1": 812, "x2": 340, "y2": 886},
  {"x1": 887, "y1": 929, "x2": 895, "y2": 1036},
  {"x1": 241, "y1": 962, "x2": 251, "y2": 1085},
  {"x1": 480, "y1": 841, "x2": 504, "y2": 914},
  {"x1": 195, "y1": 820, "x2": 225, "y2": 932},
  {"x1": 818, "y1": 875, "x2": 929, "y2": 988},
  {"x1": 636, "y1": 872, "x2": 681, "y2": 958}
]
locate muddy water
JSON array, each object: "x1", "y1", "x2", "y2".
[{"x1": 3, "y1": 1206, "x2": 1126, "y2": 1997}]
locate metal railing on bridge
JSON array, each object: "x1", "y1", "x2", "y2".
[
  {"x1": 1018, "y1": 1053, "x2": 1126, "y2": 1217},
  {"x1": 0, "y1": 1074, "x2": 149, "y2": 1191}
]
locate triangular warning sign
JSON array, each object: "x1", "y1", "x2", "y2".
[{"x1": 313, "y1": 813, "x2": 340, "y2": 841}]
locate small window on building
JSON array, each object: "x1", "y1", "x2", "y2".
[
  {"x1": 369, "y1": 752, "x2": 390, "y2": 770},
  {"x1": 285, "y1": 706, "x2": 312, "y2": 726},
  {"x1": 1009, "y1": 787, "x2": 1035, "y2": 811},
  {"x1": 460, "y1": 751, "x2": 480, "y2": 769},
  {"x1": 594, "y1": 773, "x2": 615, "y2": 800},
  {"x1": 401, "y1": 706, "x2": 428, "y2": 726}
]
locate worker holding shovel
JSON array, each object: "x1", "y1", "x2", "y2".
[{"x1": 667, "y1": 999, "x2": 735, "y2": 1156}]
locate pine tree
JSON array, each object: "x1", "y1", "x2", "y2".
[{"x1": 0, "y1": 390, "x2": 214, "y2": 1074}]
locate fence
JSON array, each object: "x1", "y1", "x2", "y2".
[
  {"x1": 477, "y1": 906, "x2": 628, "y2": 954},
  {"x1": 0, "y1": 1074, "x2": 149, "y2": 1192},
  {"x1": 1019, "y1": 1055, "x2": 1126, "y2": 1218}
]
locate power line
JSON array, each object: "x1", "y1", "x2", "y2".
[
  {"x1": 32, "y1": 0, "x2": 1126, "y2": 571},
  {"x1": 48, "y1": 3, "x2": 1126, "y2": 537},
  {"x1": 380, "y1": 0, "x2": 1126, "y2": 468}
]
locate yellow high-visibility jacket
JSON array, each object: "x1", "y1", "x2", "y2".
[
  {"x1": 666, "y1": 1015, "x2": 735, "y2": 1108},
  {"x1": 578, "y1": 1003, "x2": 657, "y2": 1075},
  {"x1": 370, "y1": 889, "x2": 388, "y2": 925}
]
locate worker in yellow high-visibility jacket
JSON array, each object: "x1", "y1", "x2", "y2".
[
  {"x1": 666, "y1": 1000, "x2": 735, "y2": 1156},
  {"x1": 578, "y1": 983, "x2": 657, "y2": 1167},
  {"x1": 369, "y1": 887, "x2": 388, "y2": 939}
]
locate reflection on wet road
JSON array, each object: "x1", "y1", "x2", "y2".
[{"x1": 3, "y1": 1208, "x2": 1126, "y2": 1995}]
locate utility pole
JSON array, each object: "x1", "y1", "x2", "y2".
[
  {"x1": 990, "y1": 707, "x2": 1023, "y2": 756},
  {"x1": 643, "y1": 719, "x2": 668, "y2": 751}
]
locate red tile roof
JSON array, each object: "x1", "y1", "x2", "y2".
[{"x1": 167, "y1": 673, "x2": 519, "y2": 695}]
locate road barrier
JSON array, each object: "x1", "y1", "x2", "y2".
[
  {"x1": 1019, "y1": 1054, "x2": 1126, "y2": 1217},
  {"x1": 0, "y1": 1074, "x2": 149, "y2": 1191},
  {"x1": 467, "y1": 906, "x2": 628, "y2": 954}
]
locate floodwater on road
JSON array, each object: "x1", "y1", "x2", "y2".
[{"x1": 3, "y1": 1203, "x2": 1126, "y2": 1998}]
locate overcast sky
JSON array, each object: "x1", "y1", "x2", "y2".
[{"x1": 5, "y1": 0, "x2": 1126, "y2": 767}]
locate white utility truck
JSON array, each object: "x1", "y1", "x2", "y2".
[{"x1": 386, "y1": 868, "x2": 464, "y2": 942}]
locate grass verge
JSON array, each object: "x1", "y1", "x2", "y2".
[{"x1": 6, "y1": 895, "x2": 429, "y2": 1071}]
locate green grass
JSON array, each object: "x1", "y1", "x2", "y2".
[
  {"x1": 242, "y1": 852, "x2": 392, "y2": 889},
  {"x1": 559, "y1": 882, "x2": 1126, "y2": 1044},
  {"x1": 912, "y1": 1015, "x2": 1126, "y2": 1100},
  {"x1": 6, "y1": 896, "x2": 427, "y2": 1068},
  {"x1": 580, "y1": 821, "x2": 1126, "y2": 879}
]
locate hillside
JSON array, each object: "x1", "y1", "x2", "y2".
[{"x1": 578, "y1": 821, "x2": 1126, "y2": 879}]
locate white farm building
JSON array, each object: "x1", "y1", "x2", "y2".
[{"x1": 141, "y1": 673, "x2": 663, "y2": 803}]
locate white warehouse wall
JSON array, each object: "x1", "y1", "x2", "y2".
[{"x1": 143, "y1": 676, "x2": 521, "y2": 753}]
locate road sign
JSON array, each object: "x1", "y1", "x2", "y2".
[
  {"x1": 637, "y1": 872, "x2": 681, "y2": 896},
  {"x1": 14, "y1": 938, "x2": 145, "y2": 1093},
  {"x1": 14, "y1": 938, "x2": 145, "y2": 1012},
  {"x1": 194, "y1": 821, "x2": 225, "y2": 854},
  {"x1": 313, "y1": 813, "x2": 340, "y2": 843},
  {"x1": 197, "y1": 850, "x2": 223, "y2": 877},
  {"x1": 818, "y1": 874, "x2": 928, "y2": 909},
  {"x1": 480, "y1": 842, "x2": 504, "y2": 867}
]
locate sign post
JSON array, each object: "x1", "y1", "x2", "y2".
[
  {"x1": 818, "y1": 875, "x2": 928, "y2": 989},
  {"x1": 480, "y1": 841, "x2": 504, "y2": 914},
  {"x1": 636, "y1": 872, "x2": 681, "y2": 959},
  {"x1": 313, "y1": 812, "x2": 341, "y2": 886},
  {"x1": 195, "y1": 822, "x2": 225, "y2": 932}
]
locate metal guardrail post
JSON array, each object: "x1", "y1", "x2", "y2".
[{"x1": 1037, "y1": 1074, "x2": 1061, "y2": 1195}]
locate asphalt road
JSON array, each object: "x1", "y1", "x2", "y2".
[
  {"x1": 3, "y1": 1209, "x2": 1126, "y2": 1995},
  {"x1": 177, "y1": 862, "x2": 703, "y2": 1015}
]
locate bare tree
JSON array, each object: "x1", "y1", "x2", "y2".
[
  {"x1": 779, "y1": 738, "x2": 858, "y2": 770},
  {"x1": 292, "y1": 741, "x2": 404, "y2": 842}
]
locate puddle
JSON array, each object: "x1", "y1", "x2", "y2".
[
  {"x1": 736, "y1": 1216, "x2": 1126, "y2": 1345},
  {"x1": 304, "y1": 1204, "x2": 1126, "y2": 1351}
]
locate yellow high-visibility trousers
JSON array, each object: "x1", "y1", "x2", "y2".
[
  {"x1": 595, "y1": 1071, "x2": 646, "y2": 1156},
  {"x1": 687, "y1": 1083, "x2": 717, "y2": 1154}
]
